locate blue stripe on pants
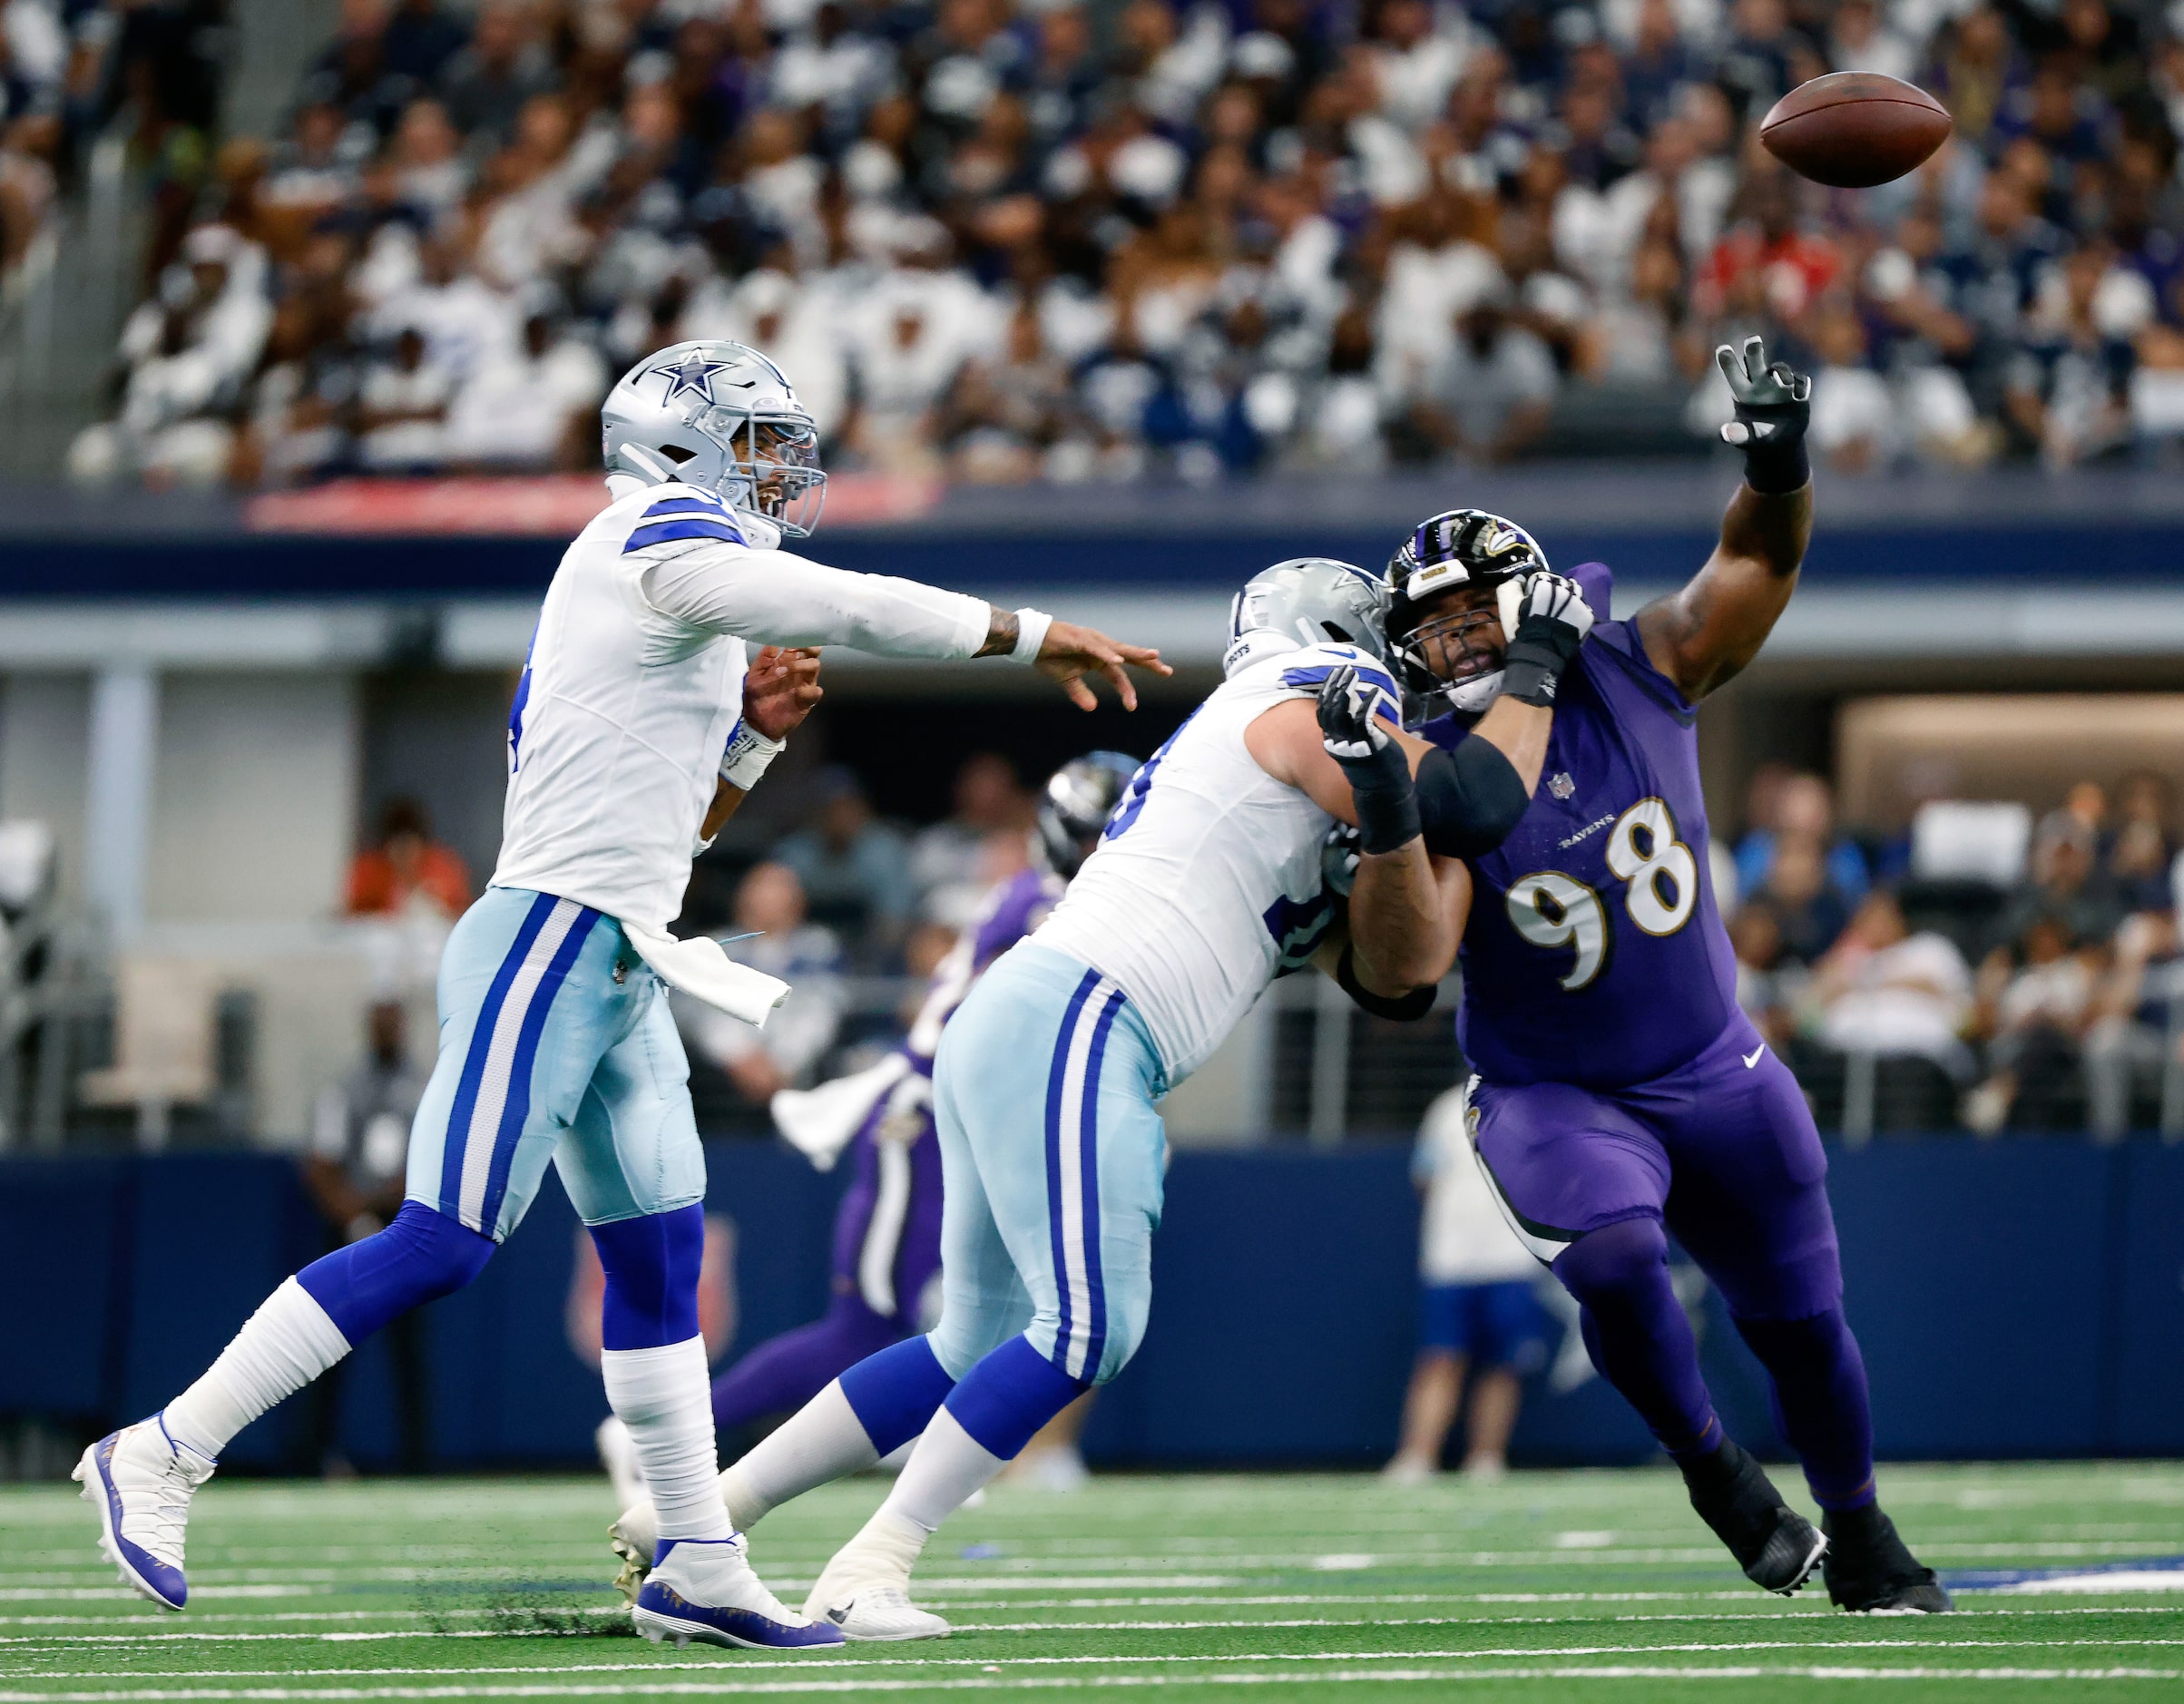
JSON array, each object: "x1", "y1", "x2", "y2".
[
  {"x1": 438, "y1": 892, "x2": 558, "y2": 1221},
  {"x1": 475, "y1": 905, "x2": 599, "y2": 1230},
  {"x1": 1073, "y1": 988, "x2": 1123, "y2": 1381},
  {"x1": 1043, "y1": 969, "x2": 1101, "y2": 1376}
]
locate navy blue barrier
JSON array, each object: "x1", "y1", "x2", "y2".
[
  {"x1": 0, "y1": 520, "x2": 2179, "y2": 601},
  {"x1": 3, "y1": 1140, "x2": 2179, "y2": 1469}
]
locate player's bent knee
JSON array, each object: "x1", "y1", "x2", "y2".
[
  {"x1": 1089, "y1": 1298, "x2": 1152, "y2": 1386},
  {"x1": 296, "y1": 1200, "x2": 496, "y2": 1346},
  {"x1": 1552, "y1": 1215, "x2": 1671, "y2": 1304}
]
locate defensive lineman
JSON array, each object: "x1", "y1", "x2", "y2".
[
  {"x1": 1380, "y1": 338, "x2": 1948, "y2": 1611},
  {"x1": 75, "y1": 340, "x2": 1164, "y2": 1651},
  {"x1": 608, "y1": 555, "x2": 1597, "y2": 1639}
]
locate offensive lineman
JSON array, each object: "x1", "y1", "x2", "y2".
[
  {"x1": 1376, "y1": 338, "x2": 1948, "y2": 1612},
  {"x1": 74, "y1": 340, "x2": 1165, "y2": 1652},
  {"x1": 605, "y1": 555, "x2": 1598, "y2": 1639},
  {"x1": 597, "y1": 752, "x2": 1141, "y2": 1527}
]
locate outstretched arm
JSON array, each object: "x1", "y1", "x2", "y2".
[
  {"x1": 1636, "y1": 337, "x2": 1815, "y2": 701},
  {"x1": 641, "y1": 547, "x2": 1169, "y2": 708}
]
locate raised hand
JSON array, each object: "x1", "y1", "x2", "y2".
[
  {"x1": 1035, "y1": 620, "x2": 1171, "y2": 711},
  {"x1": 1716, "y1": 335, "x2": 1813, "y2": 494},
  {"x1": 1498, "y1": 571, "x2": 1596, "y2": 709}
]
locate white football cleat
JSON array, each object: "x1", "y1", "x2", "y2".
[
  {"x1": 75, "y1": 1417, "x2": 216, "y2": 1611},
  {"x1": 596, "y1": 1416, "x2": 646, "y2": 1513},
  {"x1": 632, "y1": 1535, "x2": 841, "y2": 1651},
  {"x1": 802, "y1": 1549, "x2": 950, "y2": 1641},
  {"x1": 609, "y1": 1497, "x2": 661, "y2": 1604}
]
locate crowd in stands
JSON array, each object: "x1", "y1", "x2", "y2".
[
  {"x1": 60, "y1": 0, "x2": 2184, "y2": 489},
  {"x1": 1728, "y1": 763, "x2": 2184, "y2": 1136}
]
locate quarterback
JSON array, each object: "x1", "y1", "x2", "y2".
[
  {"x1": 606, "y1": 554, "x2": 1597, "y2": 1639},
  {"x1": 73, "y1": 340, "x2": 1164, "y2": 1652},
  {"x1": 1389, "y1": 338, "x2": 1947, "y2": 1613}
]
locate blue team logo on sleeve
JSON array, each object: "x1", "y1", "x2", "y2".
[{"x1": 623, "y1": 488, "x2": 746, "y2": 553}]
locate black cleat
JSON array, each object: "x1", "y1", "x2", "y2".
[
  {"x1": 1679, "y1": 1439, "x2": 1827, "y2": 1595},
  {"x1": 1822, "y1": 1503, "x2": 1954, "y2": 1613}
]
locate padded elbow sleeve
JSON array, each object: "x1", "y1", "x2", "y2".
[{"x1": 1414, "y1": 740, "x2": 1532, "y2": 858}]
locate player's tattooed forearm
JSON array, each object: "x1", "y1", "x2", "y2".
[{"x1": 975, "y1": 607, "x2": 1020, "y2": 658}]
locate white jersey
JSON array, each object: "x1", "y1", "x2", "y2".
[
  {"x1": 492, "y1": 477, "x2": 989, "y2": 932},
  {"x1": 1034, "y1": 641, "x2": 1399, "y2": 1082}
]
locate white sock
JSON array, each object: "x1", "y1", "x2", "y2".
[
  {"x1": 719, "y1": 1379, "x2": 879, "y2": 1528},
  {"x1": 834, "y1": 1504, "x2": 931, "y2": 1583},
  {"x1": 878, "y1": 1406, "x2": 1006, "y2": 1535},
  {"x1": 162, "y1": 1278, "x2": 352, "y2": 1461},
  {"x1": 601, "y1": 1337, "x2": 731, "y2": 1542}
]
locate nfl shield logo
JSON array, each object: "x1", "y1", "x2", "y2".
[{"x1": 1549, "y1": 772, "x2": 1576, "y2": 800}]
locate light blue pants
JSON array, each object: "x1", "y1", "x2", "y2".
[
  {"x1": 402, "y1": 886, "x2": 705, "y2": 1240},
  {"x1": 928, "y1": 942, "x2": 1169, "y2": 1386}
]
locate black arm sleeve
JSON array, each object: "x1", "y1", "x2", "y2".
[
  {"x1": 1413, "y1": 739, "x2": 1532, "y2": 859},
  {"x1": 1337, "y1": 943, "x2": 1437, "y2": 1022}
]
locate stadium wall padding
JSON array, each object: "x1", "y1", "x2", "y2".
[
  {"x1": 2, "y1": 1141, "x2": 2178, "y2": 1471},
  {"x1": 2, "y1": 521, "x2": 2180, "y2": 599}
]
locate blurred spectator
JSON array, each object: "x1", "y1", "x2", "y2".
[
  {"x1": 356, "y1": 323, "x2": 453, "y2": 471},
  {"x1": 1964, "y1": 908, "x2": 2101, "y2": 1132},
  {"x1": 1994, "y1": 809, "x2": 2125, "y2": 955},
  {"x1": 680, "y1": 861, "x2": 845, "y2": 1105},
  {"x1": 773, "y1": 767, "x2": 916, "y2": 946},
  {"x1": 68, "y1": 0, "x2": 2184, "y2": 488},
  {"x1": 2104, "y1": 771, "x2": 2175, "y2": 914},
  {"x1": 1753, "y1": 833, "x2": 1852, "y2": 965},
  {"x1": 1383, "y1": 1084, "x2": 1549, "y2": 1486},
  {"x1": 1729, "y1": 901, "x2": 1795, "y2": 1049},
  {"x1": 445, "y1": 306, "x2": 606, "y2": 469},
  {"x1": 908, "y1": 752, "x2": 1033, "y2": 925},
  {"x1": 1806, "y1": 890, "x2": 1975, "y2": 1078},
  {"x1": 1734, "y1": 770, "x2": 1869, "y2": 907},
  {"x1": 345, "y1": 796, "x2": 471, "y2": 920},
  {"x1": 300, "y1": 998, "x2": 430, "y2": 1474}
]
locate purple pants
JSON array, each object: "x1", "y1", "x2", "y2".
[
  {"x1": 1471, "y1": 1018, "x2": 1840, "y2": 1323},
  {"x1": 711, "y1": 1102, "x2": 946, "y2": 1434}
]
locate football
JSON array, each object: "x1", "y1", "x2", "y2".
[{"x1": 1758, "y1": 73, "x2": 1953, "y2": 189}]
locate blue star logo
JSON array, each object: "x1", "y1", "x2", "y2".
[{"x1": 659, "y1": 351, "x2": 734, "y2": 406}]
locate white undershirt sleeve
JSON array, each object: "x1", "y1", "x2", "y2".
[{"x1": 640, "y1": 543, "x2": 992, "y2": 659}]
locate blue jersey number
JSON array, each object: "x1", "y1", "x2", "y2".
[
  {"x1": 506, "y1": 625, "x2": 539, "y2": 773},
  {"x1": 1103, "y1": 710, "x2": 1199, "y2": 840},
  {"x1": 1504, "y1": 798, "x2": 1698, "y2": 991}
]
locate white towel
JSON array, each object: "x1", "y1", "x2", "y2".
[{"x1": 622, "y1": 923, "x2": 790, "y2": 1029}]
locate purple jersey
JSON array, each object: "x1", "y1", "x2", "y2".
[{"x1": 1419, "y1": 565, "x2": 1739, "y2": 1090}]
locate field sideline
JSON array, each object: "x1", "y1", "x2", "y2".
[{"x1": 5, "y1": 1463, "x2": 2182, "y2": 1701}]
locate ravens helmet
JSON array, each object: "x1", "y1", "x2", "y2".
[{"x1": 1386, "y1": 509, "x2": 1548, "y2": 715}]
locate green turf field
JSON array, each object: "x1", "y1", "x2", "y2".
[{"x1": 5, "y1": 1463, "x2": 2182, "y2": 1701}]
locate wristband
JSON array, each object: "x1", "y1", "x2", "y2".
[
  {"x1": 1500, "y1": 617, "x2": 1585, "y2": 709},
  {"x1": 1334, "y1": 738, "x2": 1423, "y2": 856},
  {"x1": 719, "y1": 720, "x2": 784, "y2": 790},
  {"x1": 1738, "y1": 431, "x2": 1810, "y2": 495},
  {"x1": 1010, "y1": 607, "x2": 1053, "y2": 664},
  {"x1": 1337, "y1": 944, "x2": 1436, "y2": 1022}
]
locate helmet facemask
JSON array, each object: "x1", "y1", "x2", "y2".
[
  {"x1": 1391, "y1": 580, "x2": 1527, "y2": 716},
  {"x1": 690, "y1": 405, "x2": 827, "y2": 538}
]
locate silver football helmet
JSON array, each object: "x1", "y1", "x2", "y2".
[
  {"x1": 1036, "y1": 751, "x2": 1140, "y2": 877},
  {"x1": 601, "y1": 338, "x2": 827, "y2": 538},
  {"x1": 1222, "y1": 557, "x2": 1393, "y2": 678}
]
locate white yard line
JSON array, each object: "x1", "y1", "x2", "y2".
[{"x1": 17, "y1": 1636, "x2": 2184, "y2": 1682}]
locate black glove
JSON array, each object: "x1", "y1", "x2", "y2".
[
  {"x1": 1317, "y1": 665, "x2": 1419, "y2": 855},
  {"x1": 1717, "y1": 334, "x2": 1813, "y2": 495},
  {"x1": 1499, "y1": 571, "x2": 1596, "y2": 709}
]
